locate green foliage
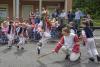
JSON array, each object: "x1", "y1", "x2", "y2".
[
  {"x1": 93, "y1": 20, "x2": 100, "y2": 26},
  {"x1": 73, "y1": 0, "x2": 100, "y2": 19},
  {"x1": 0, "y1": 17, "x2": 4, "y2": 23}
]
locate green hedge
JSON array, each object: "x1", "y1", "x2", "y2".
[
  {"x1": 0, "y1": 17, "x2": 4, "y2": 23},
  {"x1": 94, "y1": 20, "x2": 100, "y2": 26},
  {"x1": 73, "y1": 0, "x2": 100, "y2": 19}
]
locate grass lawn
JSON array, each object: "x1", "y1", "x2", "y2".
[{"x1": 93, "y1": 20, "x2": 100, "y2": 26}]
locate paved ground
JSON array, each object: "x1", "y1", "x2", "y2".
[
  {"x1": 94, "y1": 30, "x2": 100, "y2": 36},
  {"x1": 0, "y1": 30, "x2": 100, "y2": 67}
]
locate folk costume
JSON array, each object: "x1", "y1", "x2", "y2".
[
  {"x1": 7, "y1": 21, "x2": 15, "y2": 48},
  {"x1": 17, "y1": 24, "x2": 27, "y2": 50},
  {"x1": 54, "y1": 33, "x2": 80, "y2": 61},
  {"x1": 81, "y1": 26, "x2": 100, "y2": 62}
]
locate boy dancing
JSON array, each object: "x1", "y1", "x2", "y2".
[
  {"x1": 81, "y1": 21, "x2": 100, "y2": 62},
  {"x1": 16, "y1": 23, "x2": 27, "y2": 50},
  {"x1": 7, "y1": 21, "x2": 15, "y2": 48},
  {"x1": 52, "y1": 27, "x2": 81, "y2": 61}
]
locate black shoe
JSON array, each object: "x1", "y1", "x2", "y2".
[
  {"x1": 65, "y1": 55, "x2": 69, "y2": 60},
  {"x1": 17, "y1": 46, "x2": 19, "y2": 49},
  {"x1": 37, "y1": 49, "x2": 40, "y2": 55},
  {"x1": 21, "y1": 47, "x2": 24, "y2": 50},
  {"x1": 89, "y1": 58, "x2": 95, "y2": 62},
  {"x1": 97, "y1": 55, "x2": 100, "y2": 62},
  {"x1": 8, "y1": 46, "x2": 12, "y2": 49}
]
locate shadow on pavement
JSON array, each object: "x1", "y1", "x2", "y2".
[
  {"x1": 14, "y1": 49, "x2": 27, "y2": 56},
  {"x1": 85, "y1": 61, "x2": 100, "y2": 67},
  {"x1": 52, "y1": 59, "x2": 81, "y2": 67},
  {"x1": 37, "y1": 59, "x2": 47, "y2": 67},
  {"x1": 0, "y1": 44, "x2": 6, "y2": 47},
  {"x1": 2, "y1": 48, "x2": 12, "y2": 53}
]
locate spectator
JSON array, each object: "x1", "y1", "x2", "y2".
[
  {"x1": 74, "y1": 8, "x2": 83, "y2": 29},
  {"x1": 67, "y1": 10, "x2": 74, "y2": 23}
]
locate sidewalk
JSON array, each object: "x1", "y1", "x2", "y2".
[{"x1": 94, "y1": 30, "x2": 100, "y2": 36}]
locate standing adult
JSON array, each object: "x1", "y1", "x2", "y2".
[
  {"x1": 74, "y1": 8, "x2": 82, "y2": 29},
  {"x1": 67, "y1": 10, "x2": 74, "y2": 23}
]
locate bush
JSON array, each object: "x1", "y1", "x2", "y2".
[
  {"x1": 0, "y1": 17, "x2": 4, "y2": 23},
  {"x1": 73, "y1": 0, "x2": 100, "y2": 19}
]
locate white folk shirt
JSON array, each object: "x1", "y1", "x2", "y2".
[{"x1": 63, "y1": 33, "x2": 75, "y2": 49}]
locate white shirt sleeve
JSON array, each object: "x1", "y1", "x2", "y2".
[
  {"x1": 81, "y1": 30, "x2": 86, "y2": 37},
  {"x1": 38, "y1": 21, "x2": 43, "y2": 27},
  {"x1": 70, "y1": 29, "x2": 75, "y2": 34}
]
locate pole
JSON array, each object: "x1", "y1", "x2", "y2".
[
  {"x1": 13, "y1": 0, "x2": 16, "y2": 18},
  {"x1": 16, "y1": 0, "x2": 19, "y2": 18},
  {"x1": 39, "y1": 0, "x2": 42, "y2": 18},
  {"x1": 65, "y1": 0, "x2": 67, "y2": 12}
]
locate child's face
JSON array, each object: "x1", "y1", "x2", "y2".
[
  {"x1": 82, "y1": 23, "x2": 86, "y2": 27},
  {"x1": 62, "y1": 30, "x2": 68, "y2": 36}
]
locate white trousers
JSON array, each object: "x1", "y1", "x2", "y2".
[
  {"x1": 85, "y1": 38, "x2": 98, "y2": 58},
  {"x1": 17, "y1": 37, "x2": 26, "y2": 47},
  {"x1": 39, "y1": 32, "x2": 51, "y2": 46},
  {"x1": 61, "y1": 46, "x2": 80, "y2": 61},
  {"x1": 7, "y1": 34, "x2": 14, "y2": 46}
]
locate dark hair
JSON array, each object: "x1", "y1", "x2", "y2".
[
  {"x1": 62, "y1": 26, "x2": 70, "y2": 33},
  {"x1": 82, "y1": 21, "x2": 89, "y2": 26},
  {"x1": 9, "y1": 21, "x2": 13, "y2": 24}
]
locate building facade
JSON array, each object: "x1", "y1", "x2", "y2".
[{"x1": 0, "y1": 0, "x2": 72, "y2": 19}]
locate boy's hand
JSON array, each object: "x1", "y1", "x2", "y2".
[{"x1": 52, "y1": 50, "x2": 56, "y2": 53}]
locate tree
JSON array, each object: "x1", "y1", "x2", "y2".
[{"x1": 73, "y1": 0, "x2": 100, "y2": 19}]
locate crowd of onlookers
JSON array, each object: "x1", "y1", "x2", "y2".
[
  {"x1": 0, "y1": 7, "x2": 99, "y2": 63},
  {"x1": 0, "y1": 8, "x2": 94, "y2": 44}
]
